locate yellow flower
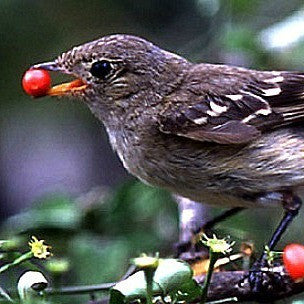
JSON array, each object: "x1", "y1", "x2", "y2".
[
  {"x1": 28, "y1": 236, "x2": 52, "y2": 259},
  {"x1": 132, "y1": 253, "x2": 160, "y2": 269},
  {"x1": 202, "y1": 234, "x2": 235, "y2": 254}
]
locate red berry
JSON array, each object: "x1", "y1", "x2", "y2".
[
  {"x1": 22, "y1": 69, "x2": 51, "y2": 97},
  {"x1": 283, "y1": 243, "x2": 304, "y2": 281}
]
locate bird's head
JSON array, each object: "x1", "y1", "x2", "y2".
[{"x1": 33, "y1": 34, "x2": 188, "y2": 120}]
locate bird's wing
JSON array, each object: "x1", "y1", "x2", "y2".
[{"x1": 158, "y1": 71, "x2": 304, "y2": 144}]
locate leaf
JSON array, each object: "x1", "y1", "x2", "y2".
[
  {"x1": 153, "y1": 259, "x2": 193, "y2": 293},
  {"x1": 110, "y1": 271, "x2": 161, "y2": 304},
  {"x1": 69, "y1": 234, "x2": 132, "y2": 284},
  {"x1": 109, "y1": 259, "x2": 201, "y2": 303},
  {"x1": 18, "y1": 271, "x2": 48, "y2": 303},
  {"x1": 3, "y1": 195, "x2": 82, "y2": 232}
]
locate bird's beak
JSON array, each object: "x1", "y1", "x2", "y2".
[
  {"x1": 32, "y1": 61, "x2": 63, "y2": 72},
  {"x1": 31, "y1": 61, "x2": 88, "y2": 96}
]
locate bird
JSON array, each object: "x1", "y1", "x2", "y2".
[{"x1": 32, "y1": 34, "x2": 304, "y2": 289}]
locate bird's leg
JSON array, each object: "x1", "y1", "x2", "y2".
[
  {"x1": 175, "y1": 197, "x2": 209, "y2": 258},
  {"x1": 265, "y1": 194, "x2": 301, "y2": 252},
  {"x1": 249, "y1": 193, "x2": 302, "y2": 294},
  {"x1": 199, "y1": 207, "x2": 244, "y2": 232}
]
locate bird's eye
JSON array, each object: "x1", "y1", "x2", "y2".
[{"x1": 90, "y1": 60, "x2": 112, "y2": 78}]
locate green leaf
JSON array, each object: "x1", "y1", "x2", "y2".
[
  {"x1": 110, "y1": 271, "x2": 161, "y2": 304},
  {"x1": 18, "y1": 271, "x2": 48, "y2": 303},
  {"x1": 110, "y1": 259, "x2": 201, "y2": 303},
  {"x1": 3, "y1": 195, "x2": 81, "y2": 232},
  {"x1": 153, "y1": 259, "x2": 192, "y2": 293},
  {"x1": 68, "y1": 234, "x2": 131, "y2": 284}
]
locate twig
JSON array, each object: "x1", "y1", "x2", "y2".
[
  {"x1": 120, "y1": 264, "x2": 137, "y2": 281},
  {"x1": 45, "y1": 265, "x2": 136, "y2": 296},
  {"x1": 44, "y1": 282, "x2": 115, "y2": 295}
]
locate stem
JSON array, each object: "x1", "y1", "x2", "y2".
[
  {"x1": 0, "y1": 252, "x2": 33, "y2": 273},
  {"x1": 44, "y1": 282, "x2": 115, "y2": 295},
  {"x1": 45, "y1": 266, "x2": 151, "y2": 303},
  {"x1": 201, "y1": 250, "x2": 219, "y2": 304},
  {"x1": 144, "y1": 269, "x2": 155, "y2": 304},
  {"x1": 45, "y1": 265, "x2": 136, "y2": 296}
]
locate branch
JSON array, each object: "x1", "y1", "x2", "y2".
[{"x1": 195, "y1": 266, "x2": 304, "y2": 303}]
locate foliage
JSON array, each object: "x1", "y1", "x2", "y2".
[
  {"x1": 110, "y1": 258, "x2": 201, "y2": 304},
  {"x1": 0, "y1": 181, "x2": 177, "y2": 303}
]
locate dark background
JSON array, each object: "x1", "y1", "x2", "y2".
[{"x1": 1, "y1": 0, "x2": 304, "y2": 302}]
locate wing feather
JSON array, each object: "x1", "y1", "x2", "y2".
[{"x1": 158, "y1": 67, "x2": 304, "y2": 144}]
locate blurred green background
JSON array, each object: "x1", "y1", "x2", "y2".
[{"x1": 1, "y1": 0, "x2": 304, "y2": 303}]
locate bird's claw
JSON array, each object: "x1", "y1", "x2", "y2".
[
  {"x1": 248, "y1": 263, "x2": 269, "y2": 293},
  {"x1": 241, "y1": 260, "x2": 284, "y2": 298}
]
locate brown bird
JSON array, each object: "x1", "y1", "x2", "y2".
[{"x1": 32, "y1": 34, "x2": 304, "y2": 289}]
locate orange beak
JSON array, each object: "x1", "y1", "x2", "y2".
[
  {"x1": 47, "y1": 79, "x2": 87, "y2": 96},
  {"x1": 32, "y1": 61, "x2": 88, "y2": 96}
]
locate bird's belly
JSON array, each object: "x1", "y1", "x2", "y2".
[
  {"x1": 124, "y1": 159, "x2": 271, "y2": 208},
  {"x1": 117, "y1": 145, "x2": 258, "y2": 207},
  {"x1": 113, "y1": 127, "x2": 304, "y2": 208}
]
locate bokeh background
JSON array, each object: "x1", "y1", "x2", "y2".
[{"x1": 1, "y1": 0, "x2": 304, "y2": 302}]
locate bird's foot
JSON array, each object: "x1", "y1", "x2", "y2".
[
  {"x1": 243, "y1": 259, "x2": 284, "y2": 299},
  {"x1": 248, "y1": 260, "x2": 271, "y2": 294}
]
